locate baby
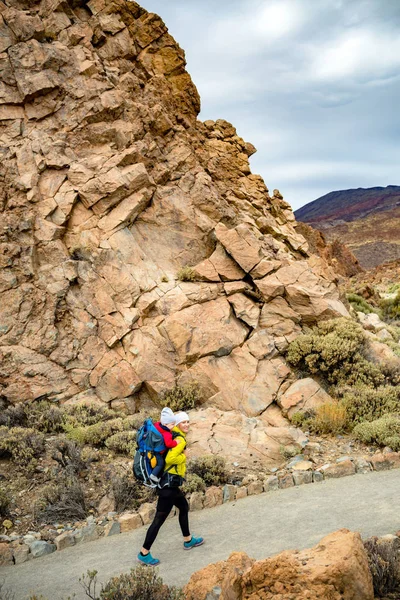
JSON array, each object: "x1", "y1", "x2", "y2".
[{"x1": 150, "y1": 407, "x2": 177, "y2": 484}]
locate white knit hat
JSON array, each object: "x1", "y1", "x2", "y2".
[
  {"x1": 160, "y1": 407, "x2": 175, "y2": 426},
  {"x1": 174, "y1": 411, "x2": 190, "y2": 426}
]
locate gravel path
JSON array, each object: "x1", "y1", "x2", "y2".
[{"x1": 1, "y1": 469, "x2": 400, "y2": 599}]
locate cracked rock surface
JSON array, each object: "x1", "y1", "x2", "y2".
[{"x1": 0, "y1": 0, "x2": 349, "y2": 464}]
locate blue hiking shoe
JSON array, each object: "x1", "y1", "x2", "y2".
[
  {"x1": 184, "y1": 536, "x2": 204, "y2": 550},
  {"x1": 137, "y1": 551, "x2": 160, "y2": 566}
]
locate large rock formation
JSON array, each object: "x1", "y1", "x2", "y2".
[
  {"x1": 184, "y1": 529, "x2": 374, "y2": 600},
  {"x1": 0, "y1": 0, "x2": 349, "y2": 460}
]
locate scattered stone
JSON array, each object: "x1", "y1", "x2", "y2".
[
  {"x1": 235, "y1": 487, "x2": 248, "y2": 500},
  {"x1": 118, "y1": 513, "x2": 143, "y2": 533},
  {"x1": 138, "y1": 503, "x2": 156, "y2": 525},
  {"x1": 263, "y1": 476, "x2": 279, "y2": 492},
  {"x1": 247, "y1": 481, "x2": 263, "y2": 496},
  {"x1": 222, "y1": 484, "x2": 236, "y2": 503},
  {"x1": 370, "y1": 452, "x2": 400, "y2": 471},
  {"x1": 189, "y1": 492, "x2": 204, "y2": 511},
  {"x1": 103, "y1": 522, "x2": 121, "y2": 537},
  {"x1": 29, "y1": 540, "x2": 56, "y2": 559},
  {"x1": 203, "y1": 487, "x2": 223, "y2": 509},
  {"x1": 54, "y1": 531, "x2": 75, "y2": 551},
  {"x1": 12, "y1": 543, "x2": 30, "y2": 565},
  {"x1": 354, "y1": 458, "x2": 372, "y2": 474},
  {"x1": 278, "y1": 474, "x2": 294, "y2": 489},
  {"x1": 293, "y1": 470, "x2": 313, "y2": 486},
  {"x1": 319, "y1": 460, "x2": 356, "y2": 479},
  {"x1": 0, "y1": 542, "x2": 14, "y2": 566},
  {"x1": 313, "y1": 471, "x2": 324, "y2": 483},
  {"x1": 73, "y1": 523, "x2": 99, "y2": 545}
]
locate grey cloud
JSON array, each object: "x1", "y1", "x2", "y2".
[{"x1": 141, "y1": 0, "x2": 400, "y2": 210}]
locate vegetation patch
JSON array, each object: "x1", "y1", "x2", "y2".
[
  {"x1": 340, "y1": 386, "x2": 400, "y2": 425},
  {"x1": 0, "y1": 427, "x2": 45, "y2": 466},
  {"x1": 353, "y1": 414, "x2": 400, "y2": 451},
  {"x1": 34, "y1": 477, "x2": 87, "y2": 524},
  {"x1": 160, "y1": 383, "x2": 202, "y2": 412},
  {"x1": 347, "y1": 292, "x2": 381, "y2": 316},
  {"x1": 176, "y1": 265, "x2": 196, "y2": 282},
  {"x1": 105, "y1": 431, "x2": 136, "y2": 456},
  {"x1": 80, "y1": 567, "x2": 184, "y2": 600},
  {"x1": 286, "y1": 318, "x2": 385, "y2": 387},
  {"x1": 364, "y1": 536, "x2": 400, "y2": 597},
  {"x1": 189, "y1": 455, "x2": 228, "y2": 487}
]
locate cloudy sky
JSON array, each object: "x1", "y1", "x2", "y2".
[{"x1": 141, "y1": 0, "x2": 400, "y2": 211}]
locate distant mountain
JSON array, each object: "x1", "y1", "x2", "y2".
[{"x1": 295, "y1": 186, "x2": 400, "y2": 270}]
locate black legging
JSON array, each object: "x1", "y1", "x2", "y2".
[{"x1": 143, "y1": 487, "x2": 190, "y2": 551}]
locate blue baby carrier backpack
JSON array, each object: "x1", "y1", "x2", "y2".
[{"x1": 133, "y1": 419, "x2": 166, "y2": 487}]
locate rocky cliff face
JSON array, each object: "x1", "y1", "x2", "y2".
[{"x1": 0, "y1": 0, "x2": 349, "y2": 460}]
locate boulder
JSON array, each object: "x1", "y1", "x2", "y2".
[
  {"x1": 278, "y1": 378, "x2": 334, "y2": 418},
  {"x1": 184, "y1": 530, "x2": 374, "y2": 600}
]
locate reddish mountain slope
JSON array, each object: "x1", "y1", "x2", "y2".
[{"x1": 295, "y1": 186, "x2": 400, "y2": 269}]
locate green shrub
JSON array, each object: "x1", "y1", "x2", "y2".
[
  {"x1": 65, "y1": 418, "x2": 125, "y2": 446},
  {"x1": 380, "y1": 291, "x2": 400, "y2": 321},
  {"x1": 80, "y1": 567, "x2": 184, "y2": 600},
  {"x1": 347, "y1": 293, "x2": 380, "y2": 316},
  {"x1": 286, "y1": 318, "x2": 385, "y2": 387},
  {"x1": 364, "y1": 536, "x2": 400, "y2": 597},
  {"x1": 160, "y1": 383, "x2": 202, "y2": 412},
  {"x1": 105, "y1": 431, "x2": 136, "y2": 456},
  {"x1": 341, "y1": 385, "x2": 400, "y2": 425},
  {"x1": 27, "y1": 401, "x2": 64, "y2": 433},
  {"x1": 34, "y1": 477, "x2": 87, "y2": 524},
  {"x1": 63, "y1": 404, "x2": 122, "y2": 428},
  {"x1": 353, "y1": 414, "x2": 400, "y2": 450},
  {"x1": 0, "y1": 427, "x2": 45, "y2": 465},
  {"x1": 176, "y1": 266, "x2": 196, "y2": 282},
  {"x1": 182, "y1": 473, "x2": 206, "y2": 494},
  {"x1": 189, "y1": 455, "x2": 228, "y2": 486},
  {"x1": 0, "y1": 487, "x2": 10, "y2": 517},
  {"x1": 279, "y1": 444, "x2": 301, "y2": 460}
]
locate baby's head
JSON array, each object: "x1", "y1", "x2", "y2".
[{"x1": 160, "y1": 407, "x2": 175, "y2": 430}]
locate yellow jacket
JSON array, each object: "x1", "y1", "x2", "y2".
[{"x1": 164, "y1": 426, "x2": 187, "y2": 478}]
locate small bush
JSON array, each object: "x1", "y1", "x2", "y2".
[
  {"x1": 105, "y1": 431, "x2": 136, "y2": 456},
  {"x1": 63, "y1": 404, "x2": 122, "y2": 428},
  {"x1": 286, "y1": 318, "x2": 385, "y2": 387},
  {"x1": 380, "y1": 291, "x2": 400, "y2": 321},
  {"x1": 182, "y1": 473, "x2": 206, "y2": 495},
  {"x1": 0, "y1": 487, "x2": 10, "y2": 517},
  {"x1": 347, "y1": 293, "x2": 380, "y2": 316},
  {"x1": 111, "y1": 473, "x2": 144, "y2": 513},
  {"x1": 310, "y1": 402, "x2": 348, "y2": 434},
  {"x1": 80, "y1": 567, "x2": 184, "y2": 600},
  {"x1": 279, "y1": 444, "x2": 301, "y2": 460},
  {"x1": 28, "y1": 401, "x2": 64, "y2": 433},
  {"x1": 353, "y1": 414, "x2": 400, "y2": 450},
  {"x1": 189, "y1": 455, "x2": 228, "y2": 486},
  {"x1": 176, "y1": 266, "x2": 196, "y2": 282},
  {"x1": 364, "y1": 537, "x2": 400, "y2": 597},
  {"x1": 34, "y1": 477, "x2": 87, "y2": 524},
  {"x1": 0, "y1": 403, "x2": 26, "y2": 428},
  {"x1": 341, "y1": 385, "x2": 400, "y2": 425},
  {"x1": 50, "y1": 438, "x2": 92, "y2": 475},
  {"x1": 160, "y1": 383, "x2": 202, "y2": 413},
  {"x1": 65, "y1": 418, "x2": 125, "y2": 447},
  {"x1": 0, "y1": 427, "x2": 45, "y2": 465}
]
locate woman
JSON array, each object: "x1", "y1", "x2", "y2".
[{"x1": 137, "y1": 411, "x2": 204, "y2": 566}]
